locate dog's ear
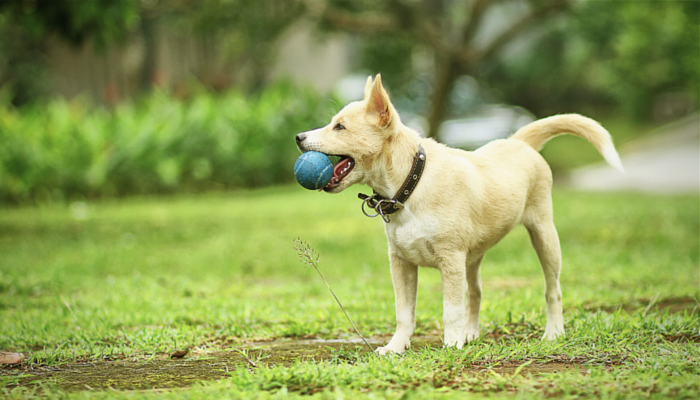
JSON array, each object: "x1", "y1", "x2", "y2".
[
  {"x1": 363, "y1": 75, "x2": 373, "y2": 101},
  {"x1": 365, "y1": 74, "x2": 391, "y2": 127}
]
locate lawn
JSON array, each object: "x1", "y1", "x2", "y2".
[{"x1": 1, "y1": 185, "x2": 698, "y2": 399}]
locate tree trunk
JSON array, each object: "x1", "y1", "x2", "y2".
[
  {"x1": 426, "y1": 54, "x2": 460, "y2": 140},
  {"x1": 139, "y1": 16, "x2": 158, "y2": 92}
]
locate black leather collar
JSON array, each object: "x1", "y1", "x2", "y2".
[{"x1": 358, "y1": 144, "x2": 426, "y2": 223}]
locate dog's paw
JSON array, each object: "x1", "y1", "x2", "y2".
[
  {"x1": 375, "y1": 342, "x2": 410, "y2": 356},
  {"x1": 443, "y1": 342, "x2": 465, "y2": 350},
  {"x1": 542, "y1": 328, "x2": 565, "y2": 341},
  {"x1": 443, "y1": 337, "x2": 465, "y2": 349},
  {"x1": 444, "y1": 329, "x2": 465, "y2": 349},
  {"x1": 465, "y1": 329, "x2": 480, "y2": 343}
]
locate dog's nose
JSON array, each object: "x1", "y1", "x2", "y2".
[{"x1": 295, "y1": 133, "x2": 306, "y2": 144}]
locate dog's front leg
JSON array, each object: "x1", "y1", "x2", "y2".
[
  {"x1": 440, "y1": 252, "x2": 468, "y2": 349},
  {"x1": 376, "y1": 253, "x2": 418, "y2": 355},
  {"x1": 465, "y1": 255, "x2": 485, "y2": 342}
]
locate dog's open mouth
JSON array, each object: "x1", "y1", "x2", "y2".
[{"x1": 323, "y1": 156, "x2": 355, "y2": 192}]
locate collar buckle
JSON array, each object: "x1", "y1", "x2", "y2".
[
  {"x1": 357, "y1": 144, "x2": 425, "y2": 223},
  {"x1": 360, "y1": 193, "x2": 404, "y2": 223}
]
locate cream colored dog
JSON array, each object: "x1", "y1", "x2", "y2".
[{"x1": 295, "y1": 75, "x2": 623, "y2": 355}]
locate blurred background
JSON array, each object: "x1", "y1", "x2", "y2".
[{"x1": 0, "y1": 0, "x2": 697, "y2": 205}]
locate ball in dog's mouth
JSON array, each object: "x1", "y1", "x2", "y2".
[{"x1": 323, "y1": 156, "x2": 355, "y2": 192}]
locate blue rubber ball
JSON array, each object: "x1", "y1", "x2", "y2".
[{"x1": 294, "y1": 151, "x2": 333, "y2": 190}]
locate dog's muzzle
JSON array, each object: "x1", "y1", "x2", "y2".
[{"x1": 295, "y1": 132, "x2": 307, "y2": 151}]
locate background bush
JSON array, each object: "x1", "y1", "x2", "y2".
[{"x1": 0, "y1": 82, "x2": 334, "y2": 204}]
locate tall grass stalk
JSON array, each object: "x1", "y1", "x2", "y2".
[{"x1": 293, "y1": 238, "x2": 375, "y2": 353}]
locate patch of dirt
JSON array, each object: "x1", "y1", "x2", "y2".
[
  {"x1": 1, "y1": 338, "x2": 377, "y2": 391},
  {"x1": 2, "y1": 336, "x2": 589, "y2": 392}
]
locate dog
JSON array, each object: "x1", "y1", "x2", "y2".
[{"x1": 295, "y1": 74, "x2": 624, "y2": 355}]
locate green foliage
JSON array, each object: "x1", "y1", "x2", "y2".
[
  {"x1": 0, "y1": 82, "x2": 334, "y2": 204},
  {"x1": 0, "y1": 0, "x2": 139, "y2": 105},
  {"x1": 572, "y1": 0, "x2": 699, "y2": 120},
  {"x1": 483, "y1": 0, "x2": 699, "y2": 120},
  {"x1": 0, "y1": 0, "x2": 139, "y2": 47},
  {"x1": 177, "y1": 0, "x2": 304, "y2": 91},
  {"x1": 185, "y1": 0, "x2": 303, "y2": 42},
  {"x1": 359, "y1": 34, "x2": 416, "y2": 94}
]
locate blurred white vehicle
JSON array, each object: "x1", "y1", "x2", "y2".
[{"x1": 437, "y1": 105, "x2": 535, "y2": 149}]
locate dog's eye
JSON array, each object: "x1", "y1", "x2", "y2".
[{"x1": 333, "y1": 123, "x2": 346, "y2": 131}]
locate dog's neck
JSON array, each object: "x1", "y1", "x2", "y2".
[{"x1": 370, "y1": 126, "x2": 422, "y2": 199}]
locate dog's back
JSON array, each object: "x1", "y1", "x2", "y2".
[{"x1": 429, "y1": 114, "x2": 623, "y2": 254}]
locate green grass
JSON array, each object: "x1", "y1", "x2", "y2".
[{"x1": 1, "y1": 186, "x2": 698, "y2": 399}]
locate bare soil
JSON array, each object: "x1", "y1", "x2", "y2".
[{"x1": 3, "y1": 336, "x2": 585, "y2": 392}]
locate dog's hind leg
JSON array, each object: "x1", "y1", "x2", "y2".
[
  {"x1": 525, "y1": 218, "x2": 565, "y2": 340},
  {"x1": 376, "y1": 254, "x2": 418, "y2": 355},
  {"x1": 465, "y1": 255, "x2": 485, "y2": 342}
]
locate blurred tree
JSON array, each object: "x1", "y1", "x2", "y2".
[
  {"x1": 305, "y1": 0, "x2": 568, "y2": 138},
  {"x1": 0, "y1": 0, "x2": 138, "y2": 47},
  {"x1": 483, "y1": 0, "x2": 699, "y2": 121},
  {"x1": 174, "y1": 0, "x2": 304, "y2": 92},
  {"x1": 574, "y1": 0, "x2": 698, "y2": 121},
  {"x1": 0, "y1": 0, "x2": 305, "y2": 103},
  {"x1": 0, "y1": 0, "x2": 139, "y2": 105}
]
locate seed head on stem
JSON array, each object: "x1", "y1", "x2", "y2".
[{"x1": 293, "y1": 238, "x2": 374, "y2": 354}]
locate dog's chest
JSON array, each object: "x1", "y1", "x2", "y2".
[{"x1": 385, "y1": 213, "x2": 440, "y2": 268}]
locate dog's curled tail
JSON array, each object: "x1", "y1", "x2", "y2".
[{"x1": 511, "y1": 114, "x2": 625, "y2": 172}]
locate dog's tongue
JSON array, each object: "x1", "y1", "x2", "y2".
[
  {"x1": 333, "y1": 157, "x2": 353, "y2": 179},
  {"x1": 324, "y1": 157, "x2": 355, "y2": 190}
]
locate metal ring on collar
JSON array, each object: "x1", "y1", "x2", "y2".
[{"x1": 361, "y1": 196, "x2": 381, "y2": 218}]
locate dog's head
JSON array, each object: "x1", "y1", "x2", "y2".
[{"x1": 295, "y1": 74, "x2": 399, "y2": 193}]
